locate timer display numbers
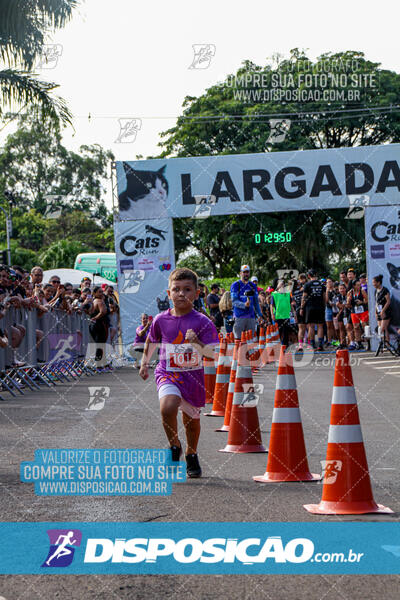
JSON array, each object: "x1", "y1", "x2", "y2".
[{"x1": 255, "y1": 232, "x2": 292, "y2": 244}]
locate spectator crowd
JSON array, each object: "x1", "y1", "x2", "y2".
[
  {"x1": 0, "y1": 264, "x2": 120, "y2": 367},
  {"x1": 175, "y1": 266, "x2": 399, "y2": 352}
]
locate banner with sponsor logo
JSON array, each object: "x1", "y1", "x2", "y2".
[
  {"x1": 114, "y1": 218, "x2": 175, "y2": 345},
  {"x1": 0, "y1": 522, "x2": 399, "y2": 574},
  {"x1": 115, "y1": 144, "x2": 400, "y2": 221},
  {"x1": 365, "y1": 205, "x2": 400, "y2": 349},
  {"x1": 114, "y1": 145, "x2": 400, "y2": 346}
]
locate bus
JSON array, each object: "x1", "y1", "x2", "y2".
[{"x1": 74, "y1": 252, "x2": 117, "y2": 283}]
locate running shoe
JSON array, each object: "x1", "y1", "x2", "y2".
[
  {"x1": 356, "y1": 342, "x2": 364, "y2": 350},
  {"x1": 170, "y1": 443, "x2": 182, "y2": 462},
  {"x1": 339, "y1": 343, "x2": 347, "y2": 349},
  {"x1": 185, "y1": 453, "x2": 202, "y2": 478},
  {"x1": 316, "y1": 346, "x2": 324, "y2": 352},
  {"x1": 331, "y1": 340, "x2": 340, "y2": 347},
  {"x1": 348, "y1": 342, "x2": 357, "y2": 350}
]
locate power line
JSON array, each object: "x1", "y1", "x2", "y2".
[{"x1": 68, "y1": 104, "x2": 400, "y2": 124}]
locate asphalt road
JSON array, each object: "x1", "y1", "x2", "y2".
[{"x1": 0, "y1": 350, "x2": 399, "y2": 599}]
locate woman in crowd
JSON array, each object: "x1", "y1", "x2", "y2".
[
  {"x1": 88, "y1": 286, "x2": 109, "y2": 367},
  {"x1": 325, "y1": 277, "x2": 338, "y2": 347},
  {"x1": 372, "y1": 274, "x2": 391, "y2": 342},
  {"x1": 334, "y1": 283, "x2": 349, "y2": 349},
  {"x1": 347, "y1": 279, "x2": 369, "y2": 350},
  {"x1": 219, "y1": 290, "x2": 234, "y2": 334},
  {"x1": 291, "y1": 274, "x2": 307, "y2": 351}
]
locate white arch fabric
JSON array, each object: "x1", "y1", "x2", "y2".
[{"x1": 114, "y1": 144, "x2": 400, "y2": 346}]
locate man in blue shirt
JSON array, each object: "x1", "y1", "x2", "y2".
[{"x1": 230, "y1": 265, "x2": 263, "y2": 339}]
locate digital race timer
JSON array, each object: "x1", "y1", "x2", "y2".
[{"x1": 255, "y1": 232, "x2": 292, "y2": 243}]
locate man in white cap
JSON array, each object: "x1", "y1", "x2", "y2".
[
  {"x1": 230, "y1": 265, "x2": 263, "y2": 339},
  {"x1": 250, "y1": 275, "x2": 263, "y2": 293}
]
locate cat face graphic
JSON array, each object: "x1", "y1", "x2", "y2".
[
  {"x1": 387, "y1": 263, "x2": 400, "y2": 289},
  {"x1": 119, "y1": 163, "x2": 168, "y2": 213},
  {"x1": 156, "y1": 296, "x2": 170, "y2": 312}
]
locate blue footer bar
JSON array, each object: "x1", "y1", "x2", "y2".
[{"x1": 0, "y1": 522, "x2": 399, "y2": 574}]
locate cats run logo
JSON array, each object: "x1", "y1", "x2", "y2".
[
  {"x1": 115, "y1": 119, "x2": 142, "y2": 143},
  {"x1": 319, "y1": 460, "x2": 343, "y2": 484},
  {"x1": 86, "y1": 386, "x2": 110, "y2": 411},
  {"x1": 189, "y1": 44, "x2": 216, "y2": 69},
  {"x1": 267, "y1": 119, "x2": 291, "y2": 145},
  {"x1": 42, "y1": 529, "x2": 82, "y2": 568},
  {"x1": 120, "y1": 228, "x2": 162, "y2": 257},
  {"x1": 36, "y1": 44, "x2": 63, "y2": 69}
]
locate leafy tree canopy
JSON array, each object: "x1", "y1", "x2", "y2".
[{"x1": 160, "y1": 49, "x2": 400, "y2": 279}]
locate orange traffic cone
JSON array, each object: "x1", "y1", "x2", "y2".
[
  {"x1": 261, "y1": 325, "x2": 271, "y2": 366},
  {"x1": 304, "y1": 349, "x2": 393, "y2": 514},
  {"x1": 271, "y1": 323, "x2": 280, "y2": 345},
  {"x1": 216, "y1": 338, "x2": 240, "y2": 432},
  {"x1": 204, "y1": 336, "x2": 221, "y2": 403},
  {"x1": 254, "y1": 346, "x2": 319, "y2": 482},
  {"x1": 220, "y1": 335, "x2": 266, "y2": 453},
  {"x1": 248, "y1": 330, "x2": 259, "y2": 373},
  {"x1": 258, "y1": 327, "x2": 266, "y2": 357},
  {"x1": 203, "y1": 353, "x2": 217, "y2": 404},
  {"x1": 204, "y1": 336, "x2": 230, "y2": 417}
]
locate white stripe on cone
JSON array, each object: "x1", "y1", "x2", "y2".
[
  {"x1": 328, "y1": 424, "x2": 363, "y2": 444},
  {"x1": 276, "y1": 373, "x2": 296, "y2": 390},
  {"x1": 232, "y1": 391, "x2": 244, "y2": 405},
  {"x1": 236, "y1": 365, "x2": 252, "y2": 378},
  {"x1": 216, "y1": 374, "x2": 230, "y2": 383},
  {"x1": 272, "y1": 407, "x2": 301, "y2": 423},
  {"x1": 332, "y1": 387, "x2": 357, "y2": 404}
]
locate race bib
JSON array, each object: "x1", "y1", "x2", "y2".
[
  {"x1": 354, "y1": 305, "x2": 364, "y2": 314},
  {"x1": 165, "y1": 343, "x2": 201, "y2": 372},
  {"x1": 343, "y1": 317, "x2": 348, "y2": 325},
  {"x1": 377, "y1": 304, "x2": 383, "y2": 312}
]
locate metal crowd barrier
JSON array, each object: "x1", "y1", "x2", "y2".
[{"x1": 0, "y1": 306, "x2": 120, "y2": 401}]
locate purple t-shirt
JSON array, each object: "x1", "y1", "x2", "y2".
[
  {"x1": 148, "y1": 309, "x2": 219, "y2": 407},
  {"x1": 135, "y1": 325, "x2": 149, "y2": 344}
]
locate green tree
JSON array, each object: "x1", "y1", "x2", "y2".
[
  {"x1": 177, "y1": 252, "x2": 213, "y2": 279},
  {"x1": 161, "y1": 50, "x2": 400, "y2": 278},
  {"x1": 0, "y1": 240, "x2": 37, "y2": 270},
  {"x1": 38, "y1": 238, "x2": 91, "y2": 269},
  {"x1": 0, "y1": 109, "x2": 113, "y2": 220},
  {"x1": 0, "y1": 0, "x2": 78, "y2": 125}
]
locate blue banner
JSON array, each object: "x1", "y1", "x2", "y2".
[{"x1": 0, "y1": 522, "x2": 399, "y2": 574}]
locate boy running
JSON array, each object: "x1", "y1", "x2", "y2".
[{"x1": 139, "y1": 268, "x2": 219, "y2": 478}]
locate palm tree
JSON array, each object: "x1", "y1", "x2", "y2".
[{"x1": 0, "y1": 0, "x2": 78, "y2": 126}]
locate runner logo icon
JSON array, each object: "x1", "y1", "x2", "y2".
[{"x1": 42, "y1": 529, "x2": 82, "y2": 567}]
